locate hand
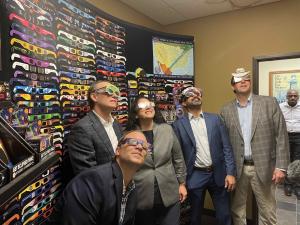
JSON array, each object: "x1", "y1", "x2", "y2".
[
  {"x1": 272, "y1": 169, "x2": 285, "y2": 184},
  {"x1": 224, "y1": 175, "x2": 236, "y2": 192},
  {"x1": 179, "y1": 183, "x2": 187, "y2": 203}
]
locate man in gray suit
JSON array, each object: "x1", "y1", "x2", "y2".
[
  {"x1": 220, "y1": 68, "x2": 290, "y2": 225},
  {"x1": 68, "y1": 81, "x2": 123, "y2": 175}
]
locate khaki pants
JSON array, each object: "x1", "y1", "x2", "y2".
[{"x1": 231, "y1": 165, "x2": 277, "y2": 225}]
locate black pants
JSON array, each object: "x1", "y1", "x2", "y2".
[
  {"x1": 135, "y1": 201, "x2": 180, "y2": 225},
  {"x1": 285, "y1": 133, "x2": 300, "y2": 188}
]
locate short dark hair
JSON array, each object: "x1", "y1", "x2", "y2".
[
  {"x1": 88, "y1": 80, "x2": 111, "y2": 108},
  {"x1": 125, "y1": 96, "x2": 165, "y2": 131}
]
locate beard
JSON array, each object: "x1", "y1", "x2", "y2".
[{"x1": 186, "y1": 98, "x2": 202, "y2": 108}]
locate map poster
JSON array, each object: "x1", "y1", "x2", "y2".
[
  {"x1": 269, "y1": 70, "x2": 300, "y2": 103},
  {"x1": 152, "y1": 37, "x2": 194, "y2": 77}
]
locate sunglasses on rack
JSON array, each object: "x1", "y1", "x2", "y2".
[
  {"x1": 11, "y1": 53, "x2": 57, "y2": 70},
  {"x1": 60, "y1": 95, "x2": 88, "y2": 101},
  {"x1": 58, "y1": 0, "x2": 95, "y2": 20},
  {"x1": 56, "y1": 44, "x2": 95, "y2": 59},
  {"x1": 10, "y1": 38, "x2": 56, "y2": 58},
  {"x1": 58, "y1": 30, "x2": 96, "y2": 48},
  {"x1": 60, "y1": 76, "x2": 94, "y2": 85},
  {"x1": 10, "y1": 78, "x2": 57, "y2": 89},
  {"x1": 94, "y1": 84, "x2": 120, "y2": 97},
  {"x1": 12, "y1": 61, "x2": 58, "y2": 76},
  {"x1": 14, "y1": 70, "x2": 59, "y2": 83},
  {"x1": 95, "y1": 16, "x2": 125, "y2": 33},
  {"x1": 28, "y1": 113, "x2": 61, "y2": 122},
  {"x1": 60, "y1": 89, "x2": 88, "y2": 96},
  {"x1": 57, "y1": 58, "x2": 94, "y2": 70},
  {"x1": 97, "y1": 69, "x2": 125, "y2": 77},
  {"x1": 56, "y1": 16, "x2": 94, "y2": 37},
  {"x1": 60, "y1": 66, "x2": 95, "y2": 74},
  {"x1": 96, "y1": 49, "x2": 126, "y2": 61},
  {"x1": 28, "y1": 106, "x2": 60, "y2": 115},
  {"x1": 13, "y1": 94, "x2": 58, "y2": 102},
  {"x1": 13, "y1": 86, "x2": 59, "y2": 95},
  {"x1": 57, "y1": 35, "x2": 95, "y2": 53},
  {"x1": 21, "y1": 179, "x2": 61, "y2": 207},
  {"x1": 96, "y1": 29, "x2": 125, "y2": 44}
]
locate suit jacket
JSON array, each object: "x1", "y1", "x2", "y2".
[
  {"x1": 172, "y1": 112, "x2": 236, "y2": 189},
  {"x1": 68, "y1": 111, "x2": 123, "y2": 175},
  {"x1": 57, "y1": 161, "x2": 136, "y2": 225},
  {"x1": 134, "y1": 123, "x2": 186, "y2": 210},
  {"x1": 220, "y1": 94, "x2": 290, "y2": 185}
]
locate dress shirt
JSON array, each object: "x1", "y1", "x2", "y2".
[
  {"x1": 280, "y1": 101, "x2": 300, "y2": 133},
  {"x1": 236, "y1": 96, "x2": 252, "y2": 160},
  {"x1": 189, "y1": 112, "x2": 212, "y2": 167},
  {"x1": 93, "y1": 110, "x2": 118, "y2": 152},
  {"x1": 119, "y1": 180, "x2": 135, "y2": 225}
]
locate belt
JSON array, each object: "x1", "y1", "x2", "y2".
[
  {"x1": 244, "y1": 159, "x2": 254, "y2": 165},
  {"x1": 194, "y1": 166, "x2": 213, "y2": 172}
]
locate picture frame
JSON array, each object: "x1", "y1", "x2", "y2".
[{"x1": 252, "y1": 52, "x2": 300, "y2": 101}]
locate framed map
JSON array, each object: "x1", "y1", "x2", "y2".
[{"x1": 152, "y1": 37, "x2": 194, "y2": 77}]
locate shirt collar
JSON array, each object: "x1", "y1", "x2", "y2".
[
  {"x1": 93, "y1": 110, "x2": 114, "y2": 125},
  {"x1": 122, "y1": 180, "x2": 135, "y2": 195},
  {"x1": 236, "y1": 94, "x2": 252, "y2": 107},
  {"x1": 188, "y1": 111, "x2": 204, "y2": 120},
  {"x1": 283, "y1": 101, "x2": 300, "y2": 108}
]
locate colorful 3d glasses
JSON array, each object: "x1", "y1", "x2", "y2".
[{"x1": 94, "y1": 84, "x2": 120, "y2": 97}]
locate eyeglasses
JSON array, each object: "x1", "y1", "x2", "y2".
[
  {"x1": 10, "y1": 30, "x2": 55, "y2": 51},
  {"x1": 58, "y1": 58, "x2": 94, "y2": 69},
  {"x1": 120, "y1": 138, "x2": 152, "y2": 152},
  {"x1": 13, "y1": 94, "x2": 58, "y2": 102},
  {"x1": 13, "y1": 86, "x2": 59, "y2": 95},
  {"x1": 56, "y1": 44, "x2": 95, "y2": 59},
  {"x1": 60, "y1": 83, "x2": 89, "y2": 91},
  {"x1": 96, "y1": 64, "x2": 125, "y2": 73},
  {"x1": 60, "y1": 89, "x2": 88, "y2": 95},
  {"x1": 11, "y1": 53, "x2": 57, "y2": 70},
  {"x1": 10, "y1": 78, "x2": 57, "y2": 89},
  {"x1": 12, "y1": 61, "x2": 58, "y2": 76},
  {"x1": 96, "y1": 16, "x2": 125, "y2": 32},
  {"x1": 96, "y1": 49, "x2": 126, "y2": 61},
  {"x1": 59, "y1": 71, "x2": 96, "y2": 81},
  {"x1": 62, "y1": 100, "x2": 89, "y2": 107},
  {"x1": 58, "y1": 0, "x2": 95, "y2": 20},
  {"x1": 28, "y1": 113, "x2": 61, "y2": 122},
  {"x1": 60, "y1": 76, "x2": 94, "y2": 85},
  {"x1": 182, "y1": 87, "x2": 202, "y2": 98},
  {"x1": 8, "y1": 13, "x2": 54, "y2": 39},
  {"x1": 60, "y1": 94, "x2": 88, "y2": 101},
  {"x1": 57, "y1": 36, "x2": 95, "y2": 53},
  {"x1": 96, "y1": 29, "x2": 125, "y2": 44},
  {"x1": 97, "y1": 69, "x2": 125, "y2": 77},
  {"x1": 14, "y1": 70, "x2": 59, "y2": 83},
  {"x1": 2, "y1": 213, "x2": 20, "y2": 225},
  {"x1": 94, "y1": 84, "x2": 120, "y2": 97},
  {"x1": 58, "y1": 30, "x2": 96, "y2": 48},
  {"x1": 10, "y1": 38, "x2": 57, "y2": 58},
  {"x1": 136, "y1": 102, "x2": 155, "y2": 110}
]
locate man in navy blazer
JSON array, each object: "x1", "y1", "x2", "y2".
[{"x1": 172, "y1": 87, "x2": 236, "y2": 225}]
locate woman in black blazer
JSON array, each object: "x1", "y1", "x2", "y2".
[{"x1": 126, "y1": 96, "x2": 187, "y2": 225}]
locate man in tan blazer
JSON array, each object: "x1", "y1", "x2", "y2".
[{"x1": 220, "y1": 68, "x2": 290, "y2": 225}]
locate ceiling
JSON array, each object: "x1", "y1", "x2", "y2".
[{"x1": 119, "y1": 0, "x2": 281, "y2": 25}]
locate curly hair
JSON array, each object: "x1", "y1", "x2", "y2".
[{"x1": 125, "y1": 96, "x2": 165, "y2": 131}]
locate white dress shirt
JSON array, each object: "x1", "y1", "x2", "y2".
[
  {"x1": 189, "y1": 112, "x2": 212, "y2": 167},
  {"x1": 93, "y1": 110, "x2": 119, "y2": 152},
  {"x1": 280, "y1": 101, "x2": 300, "y2": 133}
]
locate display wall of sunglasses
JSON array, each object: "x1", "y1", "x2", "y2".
[
  {"x1": 57, "y1": 58, "x2": 95, "y2": 70},
  {"x1": 11, "y1": 23, "x2": 55, "y2": 44},
  {"x1": 11, "y1": 53, "x2": 57, "y2": 70},
  {"x1": 60, "y1": 66, "x2": 95, "y2": 75},
  {"x1": 60, "y1": 94, "x2": 88, "y2": 101},
  {"x1": 23, "y1": 201, "x2": 55, "y2": 225},
  {"x1": 59, "y1": 71, "x2": 96, "y2": 80},
  {"x1": 10, "y1": 38, "x2": 57, "y2": 58},
  {"x1": 14, "y1": 93, "x2": 58, "y2": 102},
  {"x1": 60, "y1": 76, "x2": 94, "y2": 85},
  {"x1": 14, "y1": 70, "x2": 59, "y2": 83},
  {"x1": 10, "y1": 29, "x2": 55, "y2": 51},
  {"x1": 12, "y1": 61, "x2": 58, "y2": 76},
  {"x1": 58, "y1": 30, "x2": 96, "y2": 48},
  {"x1": 56, "y1": 44, "x2": 95, "y2": 59},
  {"x1": 10, "y1": 78, "x2": 57, "y2": 89},
  {"x1": 20, "y1": 179, "x2": 61, "y2": 207},
  {"x1": 95, "y1": 16, "x2": 125, "y2": 32}
]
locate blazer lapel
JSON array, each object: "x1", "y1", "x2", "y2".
[
  {"x1": 230, "y1": 101, "x2": 243, "y2": 139},
  {"x1": 251, "y1": 95, "x2": 260, "y2": 139},
  {"x1": 88, "y1": 112, "x2": 114, "y2": 155},
  {"x1": 112, "y1": 162, "x2": 123, "y2": 224},
  {"x1": 181, "y1": 115, "x2": 196, "y2": 147}
]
